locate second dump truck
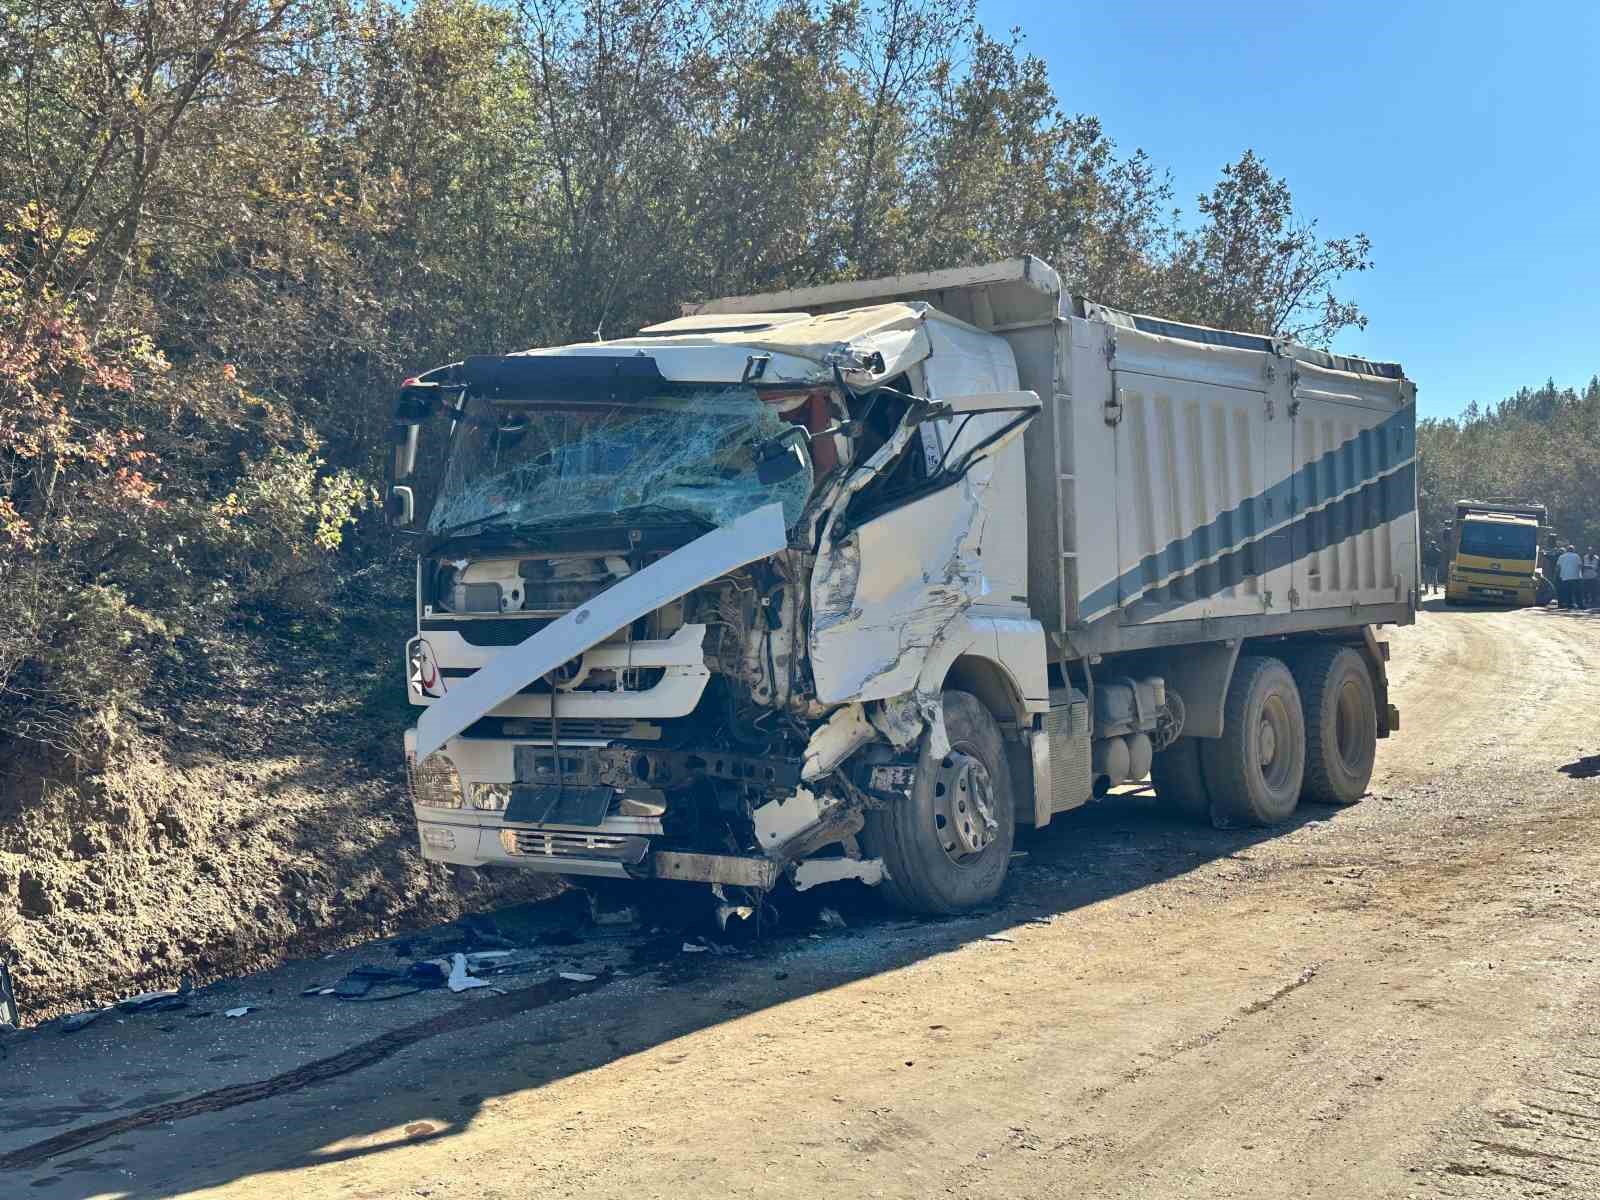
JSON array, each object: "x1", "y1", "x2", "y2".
[
  {"x1": 387, "y1": 257, "x2": 1417, "y2": 915},
  {"x1": 1444, "y1": 498, "x2": 1553, "y2": 607}
]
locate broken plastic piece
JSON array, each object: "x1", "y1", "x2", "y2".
[
  {"x1": 447, "y1": 953, "x2": 492, "y2": 992},
  {"x1": 681, "y1": 942, "x2": 709, "y2": 954},
  {"x1": 0, "y1": 961, "x2": 18, "y2": 1030},
  {"x1": 559, "y1": 972, "x2": 597, "y2": 983},
  {"x1": 223, "y1": 1006, "x2": 255, "y2": 1018},
  {"x1": 792, "y1": 857, "x2": 886, "y2": 892},
  {"x1": 59, "y1": 1008, "x2": 107, "y2": 1034},
  {"x1": 115, "y1": 977, "x2": 193, "y2": 1014}
]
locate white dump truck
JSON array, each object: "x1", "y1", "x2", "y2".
[{"x1": 386, "y1": 257, "x2": 1416, "y2": 914}]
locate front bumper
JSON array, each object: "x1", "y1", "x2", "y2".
[
  {"x1": 406, "y1": 730, "x2": 801, "y2": 888},
  {"x1": 416, "y1": 814, "x2": 649, "y2": 878},
  {"x1": 1446, "y1": 576, "x2": 1534, "y2": 605}
]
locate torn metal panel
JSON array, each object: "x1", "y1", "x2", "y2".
[
  {"x1": 634, "y1": 303, "x2": 933, "y2": 385},
  {"x1": 415, "y1": 503, "x2": 787, "y2": 758},
  {"x1": 751, "y1": 786, "x2": 839, "y2": 853},
  {"x1": 809, "y1": 465, "x2": 994, "y2": 704},
  {"x1": 868, "y1": 695, "x2": 924, "y2": 748},
  {"x1": 808, "y1": 389, "x2": 1036, "y2": 706},
  {"x1": 800, "y1": 703, "x2": 876, "y2": 781},
  {"x1": 652, "y1": 851, "x2": 781, "y2": 890},
  {"x1": 792, "y1": 857, "x2": 886, "y2": 891}
]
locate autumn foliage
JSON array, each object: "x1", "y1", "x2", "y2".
[{"x1": 1, "y1": 0, "x2": 1376, "y2": 762}]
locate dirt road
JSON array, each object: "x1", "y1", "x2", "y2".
[{"x1": 5, "y1": 603, "x2": 1599, "y2": 1199}]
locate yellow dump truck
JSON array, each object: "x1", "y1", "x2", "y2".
[{"x1": 1444, "y1": 499, "x2": 1553, "y2": 606}]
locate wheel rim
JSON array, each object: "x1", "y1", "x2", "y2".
[
  {"x1": 932, "y1": 748, "x2": 997, "y2": 865},
  {"x1": 1256, "y1": 694, "x2": 1296, "y2": 792}
]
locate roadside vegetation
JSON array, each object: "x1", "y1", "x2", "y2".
[
  {"x1": 1417, "y1": 380, "x2": 1600, "y2": 549},
  {"x1": 1, "y1": 0, "x2": 1373, "y2": 767}
]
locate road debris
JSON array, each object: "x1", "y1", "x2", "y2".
[
  {"x1": 559, "y1": 972, "x2": 597, "y2": 983},
  {"x1": 117, "y1": 978, "x2": 194, "y2": 1013},
  {"x1": 59, "y1": 1008, "x2": 106, "y2": 1034},
  {"x1": 984, "y1": 933, "x2": 1016, "y2": 944},
  {"x1": 817, "y1": 908, "x2": 848, "y2": 929},
  {"x1": 447, "y1": 953, "x2": 492, "y2": 992},
  {"x1": 223, "y1": 1006, "x2": 255, "y2": 1018},
  {"x1": 0, "y1": 961, "x2": 19, "y2": 1030},
  {"x1": 56, "y1": 977, "x2": 197, "y2": 1033}
]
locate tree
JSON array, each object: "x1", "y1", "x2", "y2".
[{"x1": 1155, "y1": 150, "x2": 1372, "y2": 345}]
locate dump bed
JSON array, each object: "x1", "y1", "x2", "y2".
[{"x1": 699, "y1": 257, "x2": 1418, "y2": 658}]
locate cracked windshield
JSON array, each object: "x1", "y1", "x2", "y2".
[{"x1": 427, "y1": 384, "x2": 813, "y2": 536}]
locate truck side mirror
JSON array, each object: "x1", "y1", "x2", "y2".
[
  {"x1": 387, "y1": 485, "x2": 415, "y2": 528},
  {"x1": 392, "y1": 422, "x2": 420, "y2": 481}
]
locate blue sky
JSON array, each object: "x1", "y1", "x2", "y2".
[{"x1": 978, "y1": 1, "x2": 1600, "y2": 419}]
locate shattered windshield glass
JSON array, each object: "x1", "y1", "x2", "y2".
[{"x1": 427, "y1": 384, "x2": 813, "y2": 536}]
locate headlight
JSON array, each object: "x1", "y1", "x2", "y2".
[
  {"x1": 473, "y1": 783, "x2": 512, "y2": 812},
  {"x1": 406, "y1": 750, "x2": 464, "y2": 808}
]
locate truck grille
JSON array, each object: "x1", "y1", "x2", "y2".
[
  {"x1": 500, "y1": 718, "x2": 640, "y2": 740},
  {"x1": 499, "y1": 829, "x2": 648, "y2": 864}
]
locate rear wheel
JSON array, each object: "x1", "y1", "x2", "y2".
[
  {"x1": 1201, "y1": 656, "x2": 1305, "y2": 829},
  {"x1": 1290, "y1": 646, "x2": 1376, "y2": 806},
  {"x1": 1149, "y1": 737, "x2": 1211, "y2": 820},
  {"x1": 862, "y1": 691, "x2": 1015, "y2": 914}
]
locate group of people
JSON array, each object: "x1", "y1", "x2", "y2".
[{"x1": 1554, "y1": 544, "x2": 1600, "y2": 609}]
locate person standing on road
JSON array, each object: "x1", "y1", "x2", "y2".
[
  {"x1": 1584, "y1": 546, "x2": 1600, "y2": 608},
  {"x1": 1557, "y1": 544, "x2": 1583, "y2": 609},
  {"x1": 1422, "y1": 539, "x2": 1443, "y2": 595}
]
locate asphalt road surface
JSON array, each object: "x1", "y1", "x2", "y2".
[{"x1": 5, "y1": 601, "x2": 1599, "y2": 1200}]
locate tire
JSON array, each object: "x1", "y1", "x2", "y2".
[
  {"x1": 1289, "y1": 646, "x2": 1376, "y2": 806},
  {"x1": 1149, "y1": 737, "x2": 1211, "y2": 820},
  {"x1": 1200, "y1": 656, "x2": 1305, "y2": 829},
  {"x1": 861, "y1": 691, "x2": 1015, "y2": 915}
]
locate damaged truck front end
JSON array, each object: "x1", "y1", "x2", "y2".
[{"x1": 389, "y1": 305, "x2": 1043, "y2": 915}]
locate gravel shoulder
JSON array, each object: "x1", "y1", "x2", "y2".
[{"x1": 4, "y1": 602, "x2": 1599, "y2": 1199}]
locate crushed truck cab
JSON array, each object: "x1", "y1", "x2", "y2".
[{"x1": 388, "y1": 257, "x2": 1417, "y2": 915}]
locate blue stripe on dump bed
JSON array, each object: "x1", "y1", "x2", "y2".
[{"x1": 1078, "y1": 404, "x2": 1416, "y2": 621}]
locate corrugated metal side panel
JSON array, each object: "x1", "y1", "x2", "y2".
[
  {"x1": 1075, "y1": 319, "x2": 1278, "y2": 625},
  {"x1": 1112, "y1": 373, "x2": 1272, "y2": 618},
  {"x1": 1053, "y1": 314, "x2": 1416, "y2": 634},
  {"x1": 1290, "y1": 359, "x2": 1417, "y2": 612}
]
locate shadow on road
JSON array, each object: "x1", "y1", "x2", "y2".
[
  {"x1": 1, "y1": 791, "x2": 1340, "y2": 1197},
  {"x1": 1559, "y1": 756, "x2": 1600, "y2": 779}
]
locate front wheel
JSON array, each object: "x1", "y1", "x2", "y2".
[{"x1": 862, "y1": 690, "x2": 1015, "y2": 914}]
